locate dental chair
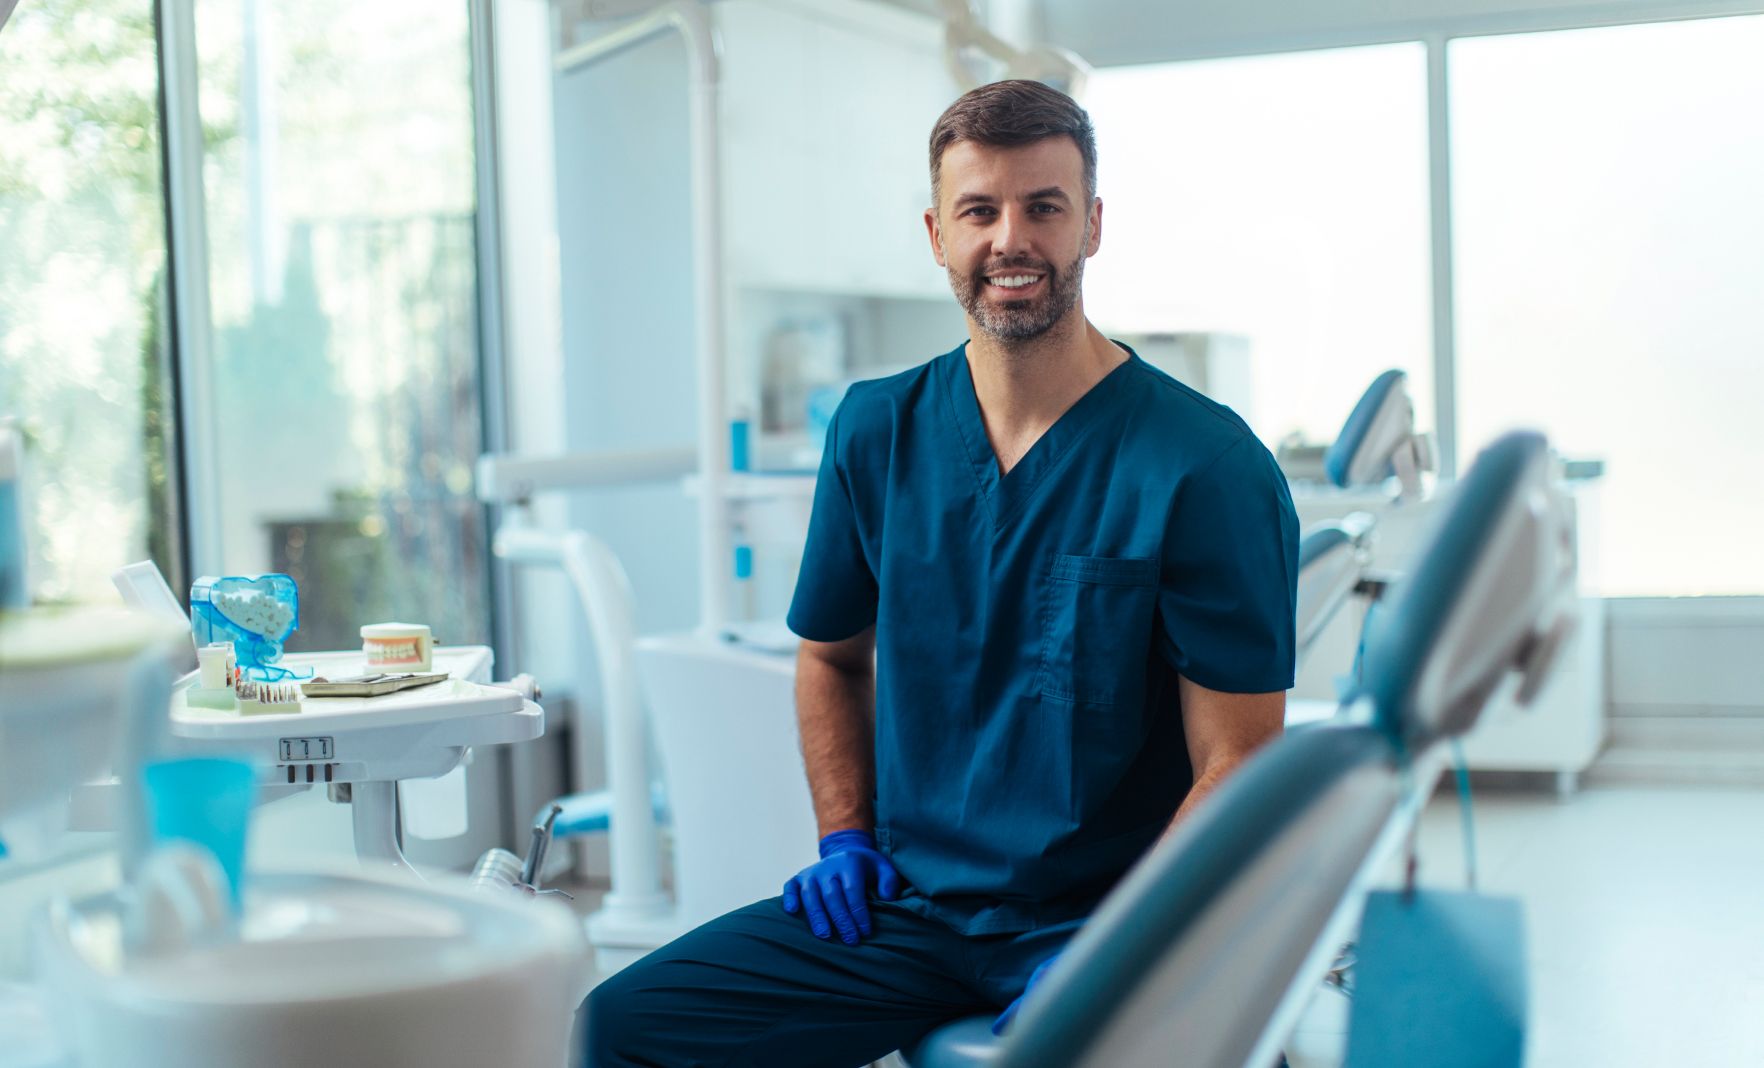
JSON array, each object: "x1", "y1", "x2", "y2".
[
  {"x1": 1295, "y1": 512, "x2": 1377, "y2": 666},
  {"x1": 904, "y1": 429, "x2": 1575, "y2": 1068},
  {"x1": 1287, "y1": 513, "x2": 1385, "y2": 727},
  {"x1": 1291, "y1": 369, "x2": 1442, "y2": 708},
  {"x1": 1296, "y1": 368, "x2": 1432, "y2": 649},
  {"x1": 1322, "y1": 369, "x2": 1435, "y2": 500}
]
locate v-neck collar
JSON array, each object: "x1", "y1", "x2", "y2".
[{"x1": 939, "y1": 340, "x2": 1139, "y2": 531}]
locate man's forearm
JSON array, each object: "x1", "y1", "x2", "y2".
[
  {"x1": 1159, "y1": 680, "x2": 1286, "y2": 843},
  {"x1": 1159, "y1": 756, "x2": 1244, "y2": 842},
  {"x1": 795, "y1": 647, "x2": 878, "y2": 838}
]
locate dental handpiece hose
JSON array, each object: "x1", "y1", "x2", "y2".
[{"x1": 521, "y1": 804, "x2": 563, "y2": 889}]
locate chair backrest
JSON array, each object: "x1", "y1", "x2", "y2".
[
  {"x1": 1354, "y1": 430, "x2": 1576, "y2": 750},
  {"x1": 1323, "y1": 369, "x2": 1412, "y2": 490},
  {"x1": 991, "y1": 430, "x2": 1573, "y2": 1068},
  {"x1": 995, "y1": 723, "x2": 1400, "y2": 1068}
]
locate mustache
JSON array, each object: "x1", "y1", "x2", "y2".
[{"x1": 974, "y1": 257, "x2": 1055, "y2": 277}]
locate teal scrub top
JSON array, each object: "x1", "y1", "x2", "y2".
[{"x1": 787, "y1": 342, "x2": 1299, "y2": 935}]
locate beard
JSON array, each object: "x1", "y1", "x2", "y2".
[{"x1": 948, "y1": 241, "x2": 1087, "y2": 343}]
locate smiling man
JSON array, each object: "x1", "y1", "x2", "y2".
[{"x1": 584, "y1": 80, "x2": 1299, "y2": 1068}]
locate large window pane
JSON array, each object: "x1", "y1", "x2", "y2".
[
  {"x1": 0, "y1": 0, "x2": 178, "y2": 603},
  {"x1": 192, "y1": 0, "x2": 488, "y2": 649},
  {"x1": 1453, "y1": 16, "x2": 1764, "y2": 596},
  {"x1": 1085, "y1": 45, "x2": 1433, "y2": 447}
]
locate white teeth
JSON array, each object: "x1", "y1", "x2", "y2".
[{"x1": 989, "y1": 274, "x2": 1042, "y2": 288}]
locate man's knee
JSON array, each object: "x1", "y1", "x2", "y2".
[{"x1": 581, "y1": 959, "x2": 654, "y2": 1065}]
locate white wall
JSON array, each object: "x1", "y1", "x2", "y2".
[{"x1": 550, "y1": 25, "x2": 705, "y2": 686}]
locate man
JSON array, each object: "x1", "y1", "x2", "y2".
[{"x1": 585, "y1": 79, "x2": 1297, "y2": 1068}]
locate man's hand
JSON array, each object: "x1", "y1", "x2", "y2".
[
  {"x1": 992, "y1": 952, "x2": 1061, "y2": 1035},
  {"x1": 781, "y1": 829, "x2": 904, "y2": 945}
]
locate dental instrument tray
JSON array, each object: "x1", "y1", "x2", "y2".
[
  {"x1": 300, "y1": 672, "x2": 448, "y2": 698},
  {"x1": 168, "y1": 647, "x2": 543, "y2": 785}
]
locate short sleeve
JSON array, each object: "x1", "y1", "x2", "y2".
[
  {"x1": 787, "y1": 400, "x2": 879, "y2": 642},
  {"x1": 1158, "y1": 435, "x2": 1299, "y2": 693}
]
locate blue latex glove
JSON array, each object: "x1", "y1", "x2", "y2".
[
  {"x1": 992, "y1": 953, "x2": 1061, "y2": 1035},
  {"x1": 780, "y1": 829, "x2": 904, "y2": 945}
]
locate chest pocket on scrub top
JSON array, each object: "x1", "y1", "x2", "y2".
[{"x1": 1037, "y1": 553, "x2": 1161, "y2": 708}]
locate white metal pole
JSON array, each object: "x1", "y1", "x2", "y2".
[
  {"x1": 1425, "y1": 34, "x2": 1460, "y2": 480},
  {"x1": 686, "y1": 34, "x2": 732, "y2": 636}
]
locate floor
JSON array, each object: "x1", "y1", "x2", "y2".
[
  {"x1": 569, "y1": 781, "x2": 1764, "y2": 1067},
  {"x1": 1287, "y1": 781, "x2": 1764, "y2": 1067}
]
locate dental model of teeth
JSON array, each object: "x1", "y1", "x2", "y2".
[
  {"x1": 213, "y1": 588, "x2": 295, "y2": 639},
  {"x1": 235, "y1": 677, "x2": 302, "y2": 716}
]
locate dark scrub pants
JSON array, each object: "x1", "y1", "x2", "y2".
[
  {"x1": 584, "y1": 898, "x2": 1080, "y2": 1068},
  {"x1": 583, "y1": 343, "x2": 1298, "y2": 1065}
]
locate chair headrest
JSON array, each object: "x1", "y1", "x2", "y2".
[
  {"x1": 1353, "y1": 431, "x2": 1575, "y2": 750},
  {"x1": 1323, "y1": 369, "x2": 1411, "y2": 490}
]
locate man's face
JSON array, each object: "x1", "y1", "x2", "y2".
[{"x1": 925, "y1": 138, "x2": 1101, "y2": 343}]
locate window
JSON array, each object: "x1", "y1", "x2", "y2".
[
  {"x1": 189, "y1": 0, "x2": 490, "y2": 648},
  {"x1": 0, "y1": 0, "x2": 179, "y2": 603},
  {"x1": 1452, "y1": 15, "x2": 1764, "y2": 595},
  {"x1": 1084, "y1": 44, "x2": 1433, "y2": 448}
]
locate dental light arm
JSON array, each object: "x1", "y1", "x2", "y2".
[
  {"x1": 474, "y1": 446, "x2": 698, "y2": 505},
  {"x1": 937, "y1": 0, "x2": 1090, "y2": 98}
]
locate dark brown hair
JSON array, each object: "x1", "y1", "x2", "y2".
[{"x1": 928, "y1": 79, "x2": 1097, "y2": 207}]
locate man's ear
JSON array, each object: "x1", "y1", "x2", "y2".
[
  {"x1": 924, "y1": 208, "x2": 947, "y2": 268},
  {"x1": 1085, "y1": 197, "x2": 1103, "y2": 258}
]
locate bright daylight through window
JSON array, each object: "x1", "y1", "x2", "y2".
[
  {"x1": 0, "y1": 0, "x2": 179, "y2": 604},
  {"x1": 1452, "y1": 15, "x2": 1764, "y2": 596},
  {"x1": 1083, "y1": 44, "x2": 1433, "y2": 452}
]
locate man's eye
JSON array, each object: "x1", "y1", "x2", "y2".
[
  {"x1": 1031, "y1": 203, "x2": 1059, "y2": 214},
  {"x1": 963, "y1": 207, "x2": 995, "y2": 218}
]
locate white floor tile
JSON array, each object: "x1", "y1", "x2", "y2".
[{"x1": 1291, "y1": 782, "x2": 1764, "y2": 1067}]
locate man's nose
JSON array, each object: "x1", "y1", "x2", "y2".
[{"x1": 991, "y1": 206, "x2": 1034, "y2": 258}]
